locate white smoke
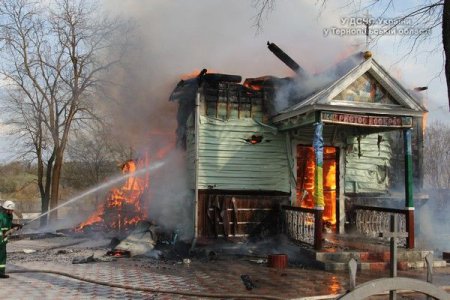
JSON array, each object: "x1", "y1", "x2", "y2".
[
  {"x1": 417, "y1": 189, "x2": 450, "y2": 254},
  {"x1": 95, "y1": 1, "x2": 356, "y2": 236},
  {"x1": 146, "y1": 149, "x2": 194, "y2": 240},
  {"x1": 100, "y1": 0, "x2": 357, "y2": 140}
]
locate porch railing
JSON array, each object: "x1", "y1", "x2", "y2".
[
  {"x1": 354, "y1": 205, "x2": 408, "y2": 247},
  {"x1": 281, "y1": 205, "x2": 323, "y2": 250}
]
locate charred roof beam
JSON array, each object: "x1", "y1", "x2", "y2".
[{"x1": 267, "y1": 41, "x2": 308, "y2": 78}]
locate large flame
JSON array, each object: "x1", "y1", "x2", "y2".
[
  {"x1": 75, "y1": 130, "x2": 175, "y2": 233},
  {"x1": 76, "y1": 156, "x2": 150, "y2": 232},
  {"x1": 296, "y1": 146, "x2": 337, "y2": 225}
]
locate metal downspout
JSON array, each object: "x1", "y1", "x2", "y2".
[{"x1": 194, "y1": 91, "x2": 200, "y2": 240}]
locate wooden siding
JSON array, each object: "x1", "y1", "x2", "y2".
[
  {"x1": 189, "y1": 116, "x2": 290, "y2": 192},
  {"x1": 345, "y1": 133, "x2": 391, "y2": 193}
]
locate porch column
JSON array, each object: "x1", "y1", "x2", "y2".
[
  {"x1": 404, "y1": 128, "x2": 414, "y2": 249},
  {"x1": 338, "y1": 147, "x2": 346, "y2": 234},
  {"x1": 313, "y1": 122, "x2": 324, "y2": 250}
]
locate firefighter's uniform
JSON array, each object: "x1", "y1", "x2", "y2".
[{"x1": 0, "y1": 209, "x2": 12, "y2": 276}]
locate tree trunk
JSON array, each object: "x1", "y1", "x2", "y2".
[
  {"x1": 443, "y1": 0, "x2": 450, "y2": 110},
  {"x1": 40, "y1": 194, "x2": 50, "y2": 227},
  {"x1": 40, "y1": 154, "x2": 55, "y2": 227},
  {"x1": 37, "y1": 150, "x2": 46, "y2": 227},
  {"x1": 49, "y1": 150, "x2": 64, "y2": 223}
]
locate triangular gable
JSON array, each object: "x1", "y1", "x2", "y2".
[
  {"x1": 322, "y1": 59, "x2": 426, "y2": 112},
  {"x1": 274, "y1": 55, "x2": 427, "y2": 123},
  {"x1": 332, "y1": 72, "x2": 397, "y2": 105}
]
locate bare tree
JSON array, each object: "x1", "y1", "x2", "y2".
[
  {"x1": 253, "y1": 0, "x2": 450, "y2": 110},
  {"x1": 251, "y1": 0, "x2": 276, "y2": 34},
  {"x1": 423, "y1": 121, "x2": 450, "y2": 189},
  {"x1": 64, "y1": 124, "x2": 129, "y2": 194},
  {"x1": 0, "y1": 0, "x2": 126, "y2": 224}
]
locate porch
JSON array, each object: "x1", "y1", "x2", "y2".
[{"x1": 281, "y1": 204, "x2": 447, "y2": 271}]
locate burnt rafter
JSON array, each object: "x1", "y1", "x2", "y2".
[{"x1": 267, "y1": 41, "x2": 308, "y2": 78}]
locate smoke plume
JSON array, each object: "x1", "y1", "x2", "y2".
[
  {"x1": 98, "y1": 1, "x2": 355, "y2": 236},
  {"x1": 101, "y1": 0, "x2": 356, "y2": 137}
]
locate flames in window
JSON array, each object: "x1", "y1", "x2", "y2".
[{"x1": 296, "y1": 146, "x2": 337, "y2": 226}]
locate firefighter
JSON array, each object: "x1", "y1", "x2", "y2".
[{"x1": 0, "y1": 200, "x2": 22, "y2": 279}]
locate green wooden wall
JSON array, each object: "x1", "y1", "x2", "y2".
[
  {"x1": 345, "y1": 133, "x2": 391, "y2": 193},
  {"x1": 187, "y1": 116, "x2": 290, "y2": 192}
]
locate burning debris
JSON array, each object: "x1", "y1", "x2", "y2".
[
  {"x1": 76, "y1": 156, "x2": 150, "y2": 234},
  {"x1": 70, "y1": 154, "x2": 170, "y2": 258},
  {"x1": 60, "y1": 146, "x2": 187, "y2": 261}
]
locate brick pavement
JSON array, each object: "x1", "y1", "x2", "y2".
[
  {"x1": 1, "y1": 238, "x2": 449, "y2": 299},
  {"x1": 2, "y1": 260, "x2": 345, "y2": 299}
]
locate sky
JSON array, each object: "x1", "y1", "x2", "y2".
[
  {"x1": 101, "y1": 0, "x2": 450, "y2": 137},
  {"x1": 0, "y1": 0, "x2": 448, "y2": 163}
]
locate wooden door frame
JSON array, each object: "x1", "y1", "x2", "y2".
[{"x1": 292, "y1": 142, "x2": 341, "y2": 233}]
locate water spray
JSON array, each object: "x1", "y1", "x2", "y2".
[{"x1": 7, "y1": 159, "x2": 167, "y2": 235}]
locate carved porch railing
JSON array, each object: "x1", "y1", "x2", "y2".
[
  {"x1": 281, "y1": 205, "x2": 323, "y2": 250},
  {"x1": 354, "y1": 205, "x2": 409, "y2": 247}
]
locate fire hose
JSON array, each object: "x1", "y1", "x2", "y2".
[
  {"x1": 3, "y1": 226, "x2": 284, "y2": 298},
  {"x1": 4, "y1": 230, "x2": 284, "y2": 298},
  {"x1": 4, "y1": 226, "x2": 21, "y2": 238},
  {"x1": 8, "y1": 270, "x2": 450, "y2": 300},
  {"x1": 8, "y1": 269, "x2": 285, "y2": 300},
  {"x1": 5, "y1": 213, "x2": 278, "y2": 299}
]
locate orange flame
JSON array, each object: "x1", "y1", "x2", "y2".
[
  {"x1": 323, "y1": 147, "x2": 336, "y2": 225},
  {"x1": 180, "y1": 69, "x2": 203, "y2": 80},
  {"x1": 243, "y1": 81, "x2": 263, "y2": 91},
  {"x1": 296, "y1": 146, "x2": 337, "y2": 225},
  {"x1": 76, "y1": 156, "x2": 150, "y2": 232},
  {"x1": 180, "y1": 69, "x2": 215, "y2": 80}
]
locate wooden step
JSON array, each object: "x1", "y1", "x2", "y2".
[
  {"x1": 321, "y1": 259, "x2": 447, "y2": 271},
  {"x1": 314, "y1": 249, "x2": 447, "y2": 271}
]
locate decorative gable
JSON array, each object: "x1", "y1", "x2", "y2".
[
  {"x1": 333, "y1": 72, "x2": 397, "y2": 105},
  {"x1": 273, "y1": 56, "x2": 427, "y2": 126}
]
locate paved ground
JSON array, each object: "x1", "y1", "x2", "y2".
[{"x1": 1, "y1": 236, "x2": 449, "y2": 299}]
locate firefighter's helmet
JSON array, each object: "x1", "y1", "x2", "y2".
[{"x1": 2, "y1": 200, "x2": 15, "y2": 210}]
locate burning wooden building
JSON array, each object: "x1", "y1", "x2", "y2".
[{"x1": 170, "y1": 44, "x2": 427, "y2": 250}]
